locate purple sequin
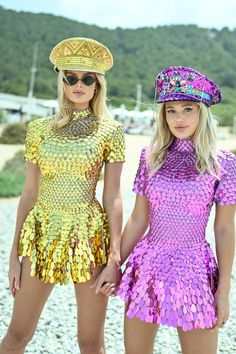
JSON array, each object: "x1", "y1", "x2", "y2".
[
  {"x1": 117, "y1": 139, "x2": 236, "y2": 331},
  {"x1": 155, "y1": 66, "x2": 222, "y2": 106}
]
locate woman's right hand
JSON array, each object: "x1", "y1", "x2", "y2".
[{"x1": 8, "y1": 256, "x2": 21, "y2": 297}]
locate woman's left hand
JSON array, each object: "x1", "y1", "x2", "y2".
[
  {"x1": 212, "y1": 288, "x2": 230, "y2": 330},
  {"x1": 92, "y1": 262, "x2": 122, "y2": 297}
]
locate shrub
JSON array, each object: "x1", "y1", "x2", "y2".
[
  {"x1": 0, "y1": 109, "x2": 7, "y2": 123},
  {"x1": 0, "y1": 123, "x2": 27, "y2": 144},
  {"x1": 0, "y1": 150, "x2": 25, "y2": 197}
]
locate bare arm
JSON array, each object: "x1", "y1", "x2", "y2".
[
  {"x1": 94, "y1": 193, "x2": 149, "y2": 295},
  {"x1": 93, "y1": 161, "x2": 123, "y2": 294},
  {"x1": 9, "y1": 161, "x2": 40, "y2": 295},
  {"x1": 214, "y1": 204, "x2": 235, "y2": 292},
  {"x1": 212, "y1": 204, "x2": 235, "y2": 329},
  {"x1": 120, "y1": 194, "x2": 149, "y2": 264},
  {"x1": 102, "y1": 161, "x2": 123, "y2": 265}
]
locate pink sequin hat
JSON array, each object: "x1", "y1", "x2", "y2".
[{"x1": 155, "y1": 66, "x2": 221, "y2": 106}]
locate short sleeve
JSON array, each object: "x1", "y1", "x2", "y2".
[
  {"x1": 214, "y1": 151, "x2": 236, "y2": 206},
  {"x1": 104, "y1": 124, "x2": 125, "y2": 163},
  {"x1": 25, "y1": 119, "x2": 46, "y2": 164},
  {"x1": 133, "y1": 147, "x2": 149, "y2": 196}
]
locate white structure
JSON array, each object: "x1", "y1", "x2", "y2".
[{"x1": 0, "y1": 93, "x2": 58, "y2": 123}]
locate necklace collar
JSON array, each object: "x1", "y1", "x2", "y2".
[
  {"x1": 171, "y1": 138, "x2": 195, "y2": 153},
  {"x1": 72, "y1": 107, "x2": 93, "y2": 120}
]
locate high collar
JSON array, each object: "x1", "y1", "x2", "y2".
[
  {"x1": 72, "y1": 107, "x2": 93, "y2": 120},
  {"x1": 170, "y1": 138, "x2": 195, "y2": 153}
]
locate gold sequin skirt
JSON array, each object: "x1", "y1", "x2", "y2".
[{"x1": 18, "y1": 200, "x2": 110, "y2": 285}]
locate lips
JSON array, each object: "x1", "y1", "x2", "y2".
[
  {"x1": 175, "y1": 126, "x2": 188, "y2": 130},
  {"x1": 73, "y1": 91, "x2": 85, "y2": 96}
]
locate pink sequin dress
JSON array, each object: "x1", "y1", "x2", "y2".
[{"x1": 117, "y1": 138, "x2": 236, "y2": 331}]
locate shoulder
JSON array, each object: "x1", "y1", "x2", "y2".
[
  {"x1": 217, "y1": 149, "x2": 236, "y2": 167},
  {"x1": 140, "y1": 145, "x2": 151, "y2": 161},
  {"x1": 100, "y1": 117, "x2": 124, "y2": 133},
  {"x1": 138, "y1": 145, "x2": 151, "y2": 170},
  {"x1": 217, "y1": 149, "x2": 236, "y2": 177},
  {"x1": 27, "y1": 116, "x2": 52, "y2": 134},
  {"x1": 100, "y1": 118, "x2": 125, "y2": 144}
]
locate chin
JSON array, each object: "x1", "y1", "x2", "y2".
[{"x1": 171, "y1": 130, "x2": 193, "y2": 140}]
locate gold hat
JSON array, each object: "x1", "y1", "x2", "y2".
[{"x1": 49, "y1": 37, "x2": 113, "y2": 75}]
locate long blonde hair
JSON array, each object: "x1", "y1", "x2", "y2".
[
  {"x1": 149, "y1": 102, "x2": 221, "y2": 178},
  {"x1": 51, "y1": 70, "x2": 112, "y2": 129}
]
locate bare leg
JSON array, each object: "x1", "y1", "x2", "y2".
[
  {"x1": 124, "y1": 312, "x2": 159, "y2": 354},
  {"x1": 0, "y1": 257, "x2": 54, "y2": 354},
  {"x1": 74, "y1": 267, "x2": 108, "y2": 354},
  {"x1": 177, "y1": 327, "x2": 218, "y2": 354}
]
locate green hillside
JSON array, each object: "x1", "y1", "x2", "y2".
[{"x1": 0, "y1": 6, "x2": 236, "y2": 125}]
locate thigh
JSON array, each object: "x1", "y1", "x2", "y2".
[
  {"x1": 177, "y1": 327, "x2": 218, "y2": 354},
  {"x1": 124, "y1": 312, "x2": 159, "y2": 354},
  {"x1": 8, "y1": 256, "x2": 55, "y2": 336},
  {"x1": 74, "y1": 266, "x2": 108, "y2": 342}
]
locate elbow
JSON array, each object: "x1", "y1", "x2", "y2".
[
  {"x1": 131, "y1": 213, "x2": 149, "y2": 234},
  {"x1": 103, "y1": 190, "x2": 122, "y2": 206},
  {"x1": 21, "y1": 189, "x2": 39, "y2": 207},
  {"x1": 214, "y1": 223, "x2": 235, "y2": 238}
]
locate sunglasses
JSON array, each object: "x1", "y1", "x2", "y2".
[{"x1": 63, "y1": 74, "x2": 96, "y2": 86}]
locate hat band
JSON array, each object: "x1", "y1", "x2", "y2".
[
  {"x1": 159, "y1": 85, "x2": 211, "y2": 101},
  {"x1": 55, "y1": 56, "x2": 106, "y2": 74}
]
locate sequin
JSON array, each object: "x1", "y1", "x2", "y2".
[
  {"x1": 18, "y1": 108, "x2": 125, "y2": 285},
  {"x1": 117, "y1": 138, "x2": 236, "y2": 331}
]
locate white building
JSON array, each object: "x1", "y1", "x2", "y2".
[{"x1": 0, "y1": 92, "x2": 58, "y2": 123}]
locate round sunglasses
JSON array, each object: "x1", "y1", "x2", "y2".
[{"x1": 63, "y1": 74, "x2": 96, "y2": 86}]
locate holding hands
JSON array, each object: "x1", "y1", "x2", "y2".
[
  {"x1": 92, "y1": 259, "x2": 122, "y2": 297},
  {"x1": 212, "y1": 288, "x2": 230, "y2": 330}
]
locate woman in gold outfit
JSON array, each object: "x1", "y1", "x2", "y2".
[{"x1": 0, "y1": 37, "x2": 125, "y2": 354}]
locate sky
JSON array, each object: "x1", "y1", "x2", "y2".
[{"x1": 0, "y1": 0, "x2": 235, "y2": 30}]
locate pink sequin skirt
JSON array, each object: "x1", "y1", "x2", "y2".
[{"x1": 116, "y1": 236, "x2": 219, "y2": 331}]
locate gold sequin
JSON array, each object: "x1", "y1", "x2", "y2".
[{"x1": 18, "y1": 108, "x2": 125, "y2": 285}]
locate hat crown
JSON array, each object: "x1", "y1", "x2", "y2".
[
  {"x1": 49, "y1": 37, "x2": 113, "y2": 75},
  {"x1": 155, "y1": 66, "x2": 221, "y2": 106}
]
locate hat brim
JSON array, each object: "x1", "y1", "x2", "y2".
[
  {"x1": 54, "y1": 66, "x2": 105, "y2": 75},
  {"x1": 157, "y1": 93, "x2": 211, "y2": 106}
]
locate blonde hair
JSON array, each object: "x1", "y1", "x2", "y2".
[
  {"x1": 51, "y1": 70, "x2": 112, "y2": 129},
  {"x1": 149, "y1": 102, "x2": 221, "y2": 178}
]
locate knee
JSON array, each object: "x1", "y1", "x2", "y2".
[
  {"x1": 78, "y1": 337, "x2": 104, "y2": 354},
  {"x1": 2, "y1": 326, "x2": 34, "y2": 351}
]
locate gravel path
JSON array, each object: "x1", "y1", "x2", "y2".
[{"x1": 0, "y1": 190, "x2": 235, "y2": 354}]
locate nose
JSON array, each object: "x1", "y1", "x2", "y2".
[
  {"x1": 75, "y1": 79, "x2": 84, "y2": 87},
  {"x1": 175, "y1": 112, "x2": 184, "y2": 121}
]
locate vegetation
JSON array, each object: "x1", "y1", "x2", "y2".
[
  {"x1": 0, "y1": 123, "x2": 27, "y2": 144},
  {"x1": 0, "y1": 109, "x2": 7, "y2": 123},
  {"x1": 0, "y1": 150, "x2": 25, "y2": 197},
  {"x1": 0, "y1": 7, "x2": 236, "y2": 125}
]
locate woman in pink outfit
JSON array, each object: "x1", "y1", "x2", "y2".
[{"x1": 114, "y1": 66, "x2": 235, "y2": 354}]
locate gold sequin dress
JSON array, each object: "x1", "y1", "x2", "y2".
[{"x1": 18, "y1": 108, "x2": 125, "y2": 285}]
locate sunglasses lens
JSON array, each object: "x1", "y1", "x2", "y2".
[
  {"x1": 63, "y1": 75, "x2": 96, "y2": 86},
  {"x1": 82, "y1": 76, "x2": 96, "y2": 86},
  {"x1": 64, "y1": 75, "x2": 78, "y2": 86}
]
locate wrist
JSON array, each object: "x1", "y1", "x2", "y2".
[{"x1": 107, "y1": 256, "x2": 121, "y2": 269}]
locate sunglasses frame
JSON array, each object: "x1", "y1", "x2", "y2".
[{"x1": 63, "y1": 74, "x2": 97, "y2": 86}]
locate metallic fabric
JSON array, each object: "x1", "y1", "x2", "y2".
[
  {"x1": 49, "y1": 37, "x2": 113, "y2": 74},
  {"x1": 18, "y1": 108, "x2": 125, "y2": 285},
  {"x1": 117, "y1": 139, "x2": 236, "y2": 331},
  {"x1": 155, "y1": 66, "x2": 221, "y2": 106}
]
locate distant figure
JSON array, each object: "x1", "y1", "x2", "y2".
[
  {"x1": 104, "y1": 66, "x2": 235, "y2": 354},
  {"x1": 0, "y1": 37, "x2": 125, "y2": 354},
  {"x1": 18, "y1": 106, "x2": 24, "y2": 123}
]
